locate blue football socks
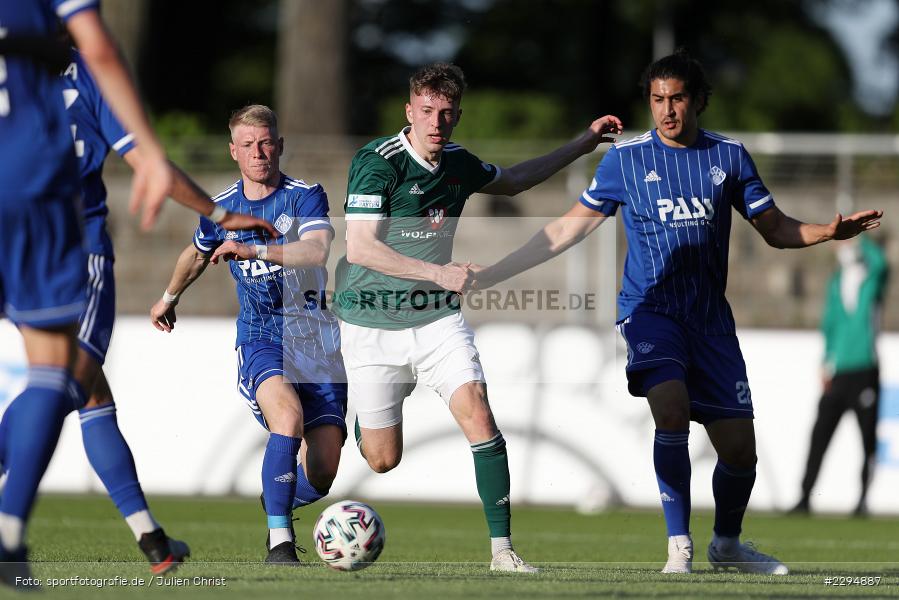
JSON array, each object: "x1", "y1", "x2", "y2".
[
  {"x1": 292, "y1": 463, "x2": 327, "y2": 509},
  {"x1": 79, "y1": 404, "x2": 149, "y2": 520},
  {"x1": 0, "y1": 367, "x2": 81, "y2": 545},
  {"x1": 262, "y1": 433, "x2": 301, "y2": 531},
  {"x1": 654, "y1": 429, "x2": 691, "y2": 537}
]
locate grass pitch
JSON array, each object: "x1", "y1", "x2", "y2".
[{"x1": 11, "y1": 494, "x2": 899, "y2": 599}]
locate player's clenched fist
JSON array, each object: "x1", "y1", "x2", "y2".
[{"x1": 435, "y1": 262, "x2": 474, "y2": 293}]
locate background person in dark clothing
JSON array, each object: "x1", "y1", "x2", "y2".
[{"x1": 793, "y1": 236, "x2": 889, "y2": 516}]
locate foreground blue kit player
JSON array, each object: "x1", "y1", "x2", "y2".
[
  {"x1": 150, "y1": 105, "x2": 347, "y2": 565},
  {"x1": 36, "y1": 48, "x2": 273, "y2": 573},
  {"x1": 0, "y1": 0, "x2": 189, "y2": 587},
  {"x1": 469, "y1": 50, "x2": 882, "y2": 574}
]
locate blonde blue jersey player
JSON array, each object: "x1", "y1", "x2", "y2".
[{"x1": 151, "y1": 105, "x2": 346, "y2": 565}]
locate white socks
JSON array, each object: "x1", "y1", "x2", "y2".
[
  {"x1": 491, "y1": 536, "x2": 512, "y2": 556},
  {"x1": 0, "y1": 513, "x2": 24, "y2": 552},
  {"x1": 669, "y1": 534, "x2": 693, "y2": 550},
  {"x1": 270, "y1": 527, "x2": 293, "y2": 549},
  {"x1": 125, "y1": 510, "x2": 160, "y2": 541}
]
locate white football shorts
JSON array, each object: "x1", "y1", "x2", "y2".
[{"x1": 339, "y1": 311, "x2": 485, "y2": 429}]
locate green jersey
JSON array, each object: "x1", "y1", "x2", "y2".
[
  {"x1": 821, "y1": 236, "x2": 889, "y2": 374},
  {"x1": 333, "y1": 128, "x2": 500, "y2": 329}
]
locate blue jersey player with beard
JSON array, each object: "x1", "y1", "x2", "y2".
[
  {"x1": 150, "y1": 105, "x2": 346, "y2": 566},
  {"x1": 470, "y1": 50, "x2": 881, "y2": 576}
]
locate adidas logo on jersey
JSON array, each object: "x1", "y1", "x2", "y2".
[
  {"x1": 409, "y1": 183, "x2": 424, "y2": 195},
  {"x1": 225, "y1": 231, "x2": 239, "y2": 240},
  {"x1": 644, "y1": 170, "x2": 662, "y2": 183},
  {"x1": 660, "y1": 492, "x2": 675, "y2": 503},
  {"x1": 274, "y1": 472, "x2": 297, "y2": 483}
]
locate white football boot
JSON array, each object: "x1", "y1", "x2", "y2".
[
  {"x1": 490, "y1": 548, "x2": 539, "y2": 573},
  {"x1": 661, "y1": 534, "x2": 693, "y2": 573},
  {"x1": 707, "y1": 539, "x2": 789, "y2": 575}
]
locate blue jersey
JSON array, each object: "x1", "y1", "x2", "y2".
[
  {"x1": 61, "y1": 49, "x2": 134, "y2": 256},
  {"x1": 581, "y1": 129, "x2": 774, "y2": 335},
  {"x1": 0, "y1": 0, "x2": 97, "y2": 200},
  {"x1": 194, "y1": 174, "x2": 340, "y2": 357}
]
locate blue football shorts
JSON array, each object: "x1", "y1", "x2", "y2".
[
  {"x1": 617, "y1": 310, "x2": 754, "y2": 423},
  {"x1": 236, "y1": 340, "x2": 348, "y2": 437},
  {"x1": 0, "y1": 193, "x2": 87, "y2": 327},
  {"x1": 77, "y1": 254, "x2": 115, "y2": 365}
]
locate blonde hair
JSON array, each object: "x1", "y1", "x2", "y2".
[{"x1": 228, "y1": 104, "x2": 278, "y2": 135}]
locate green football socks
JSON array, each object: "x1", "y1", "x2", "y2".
[{"x1": 471, "y1": 432, "x2": 511, "y2": 538}]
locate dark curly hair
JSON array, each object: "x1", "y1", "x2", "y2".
[
  {"x1": 409, "y1": 63, "x2": 467, "y2": 102},
  {"x1": 640, "y1": 49, "x2": 712, "y2": 113}
]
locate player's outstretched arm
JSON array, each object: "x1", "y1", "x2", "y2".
[
  {"x1": 347, "y1": 220, "x2": 473, "y2": 293},
  {"x1": 149, "y1": 244, "x2": 212, "y2": 332},
  {"x1": 65, "y1": 9, "x2": 172, "y2": 230},
  {"x1": 751, "y1": 206, "x2": 883, "y2": 249},
  {"x1": 480, "y1": 115, "x2": 623, "y2": 196},
  {"x1": 469, "y1": 202, "x2": 607, "y2": 290},
  {"x1": 121, "y1": 153, "x2": 278, "y2": 238},
  {"x1": 210, "y1": 230, "x2": 332, "y2": 267}
]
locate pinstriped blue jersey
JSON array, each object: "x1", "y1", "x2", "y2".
[
  {"x1": 62, "y1": 49, "x2": 135, "y2": 256},
  {"x1": 194, "y1": 174, "x2": 340, "y2": 357},
  {"x1": 581, "y1": 129, "x2": 774, "y2": 334},
  {"x1": 0, "y1": 0, "x2": 98, "y2": 199}
]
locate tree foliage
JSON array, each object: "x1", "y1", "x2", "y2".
[{"x1": 138, "y1": 0, "x2": 895, "y2": 136}]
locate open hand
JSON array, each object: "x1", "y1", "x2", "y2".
[
  {"x1": 827, "y1": 210, "x2": 883, "y2": 240},
  {"x1": 580, "y1": 115, "x2": 624, "y2": 152}
]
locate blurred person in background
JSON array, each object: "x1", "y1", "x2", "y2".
[{"x1": 792, "y1": 236, "x2": 888, "y2": 516}]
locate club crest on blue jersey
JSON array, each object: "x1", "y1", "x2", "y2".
[
  {"x1": 636, "y1": 342, "x2": 655, "y2": 354},
  {"x1": 274, "y1": 213, "x2": 294, "y2": 234},
  {"x1": 709, "y1": 166, "x2": 727, "y2": 186}
]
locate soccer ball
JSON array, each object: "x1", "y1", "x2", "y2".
[{"x1": 312, "y1": 500, "x2": 386, "y2": 571}]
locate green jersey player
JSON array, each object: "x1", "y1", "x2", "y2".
[{"x1": 333, "y1": 62, "x2": 622, "y2": 573}]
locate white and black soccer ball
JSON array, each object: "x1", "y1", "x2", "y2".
[{"x1": 312, "y1": 500, "x2": 385, "y2": 571}]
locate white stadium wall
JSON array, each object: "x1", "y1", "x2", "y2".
[{"x1": 1, "y1": 317, "x2": 897, "y2": 514}]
